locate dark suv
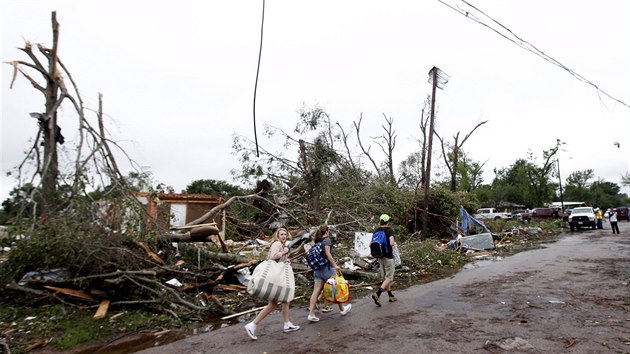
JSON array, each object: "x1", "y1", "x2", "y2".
[
  {"x1": 531, "y1": 208, "x2": 554, "y2": 219},
  {"x1": 615, "y1": 207, "x2": 629, "y2": 221}
]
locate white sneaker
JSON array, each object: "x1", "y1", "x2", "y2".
[
  {"x1": 245, "y1": 322, "x2": 257, "y2": 340},
  {"x1": 307, "y1": 314, "x2": 320, "y2": 322},
  {"x1": 340, "y1": 303, "x2": 352, "y2": 316},
  {"x1": 283, "y1": 322, "x2": 300, "y2": 332}
]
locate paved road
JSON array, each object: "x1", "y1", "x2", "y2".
[{"x1": 136, "y1": 222, "x2": 630, "y2": 354}]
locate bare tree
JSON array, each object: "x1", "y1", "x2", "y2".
[
  {"x1": 6, "y1": 11, "x2": 138, "y2": 221},
  {"x1": 416, "y1": 96, "x2": 431, "y2": 189},
  {"x1": 372, "y1": 113, "x2": 397, "y2": 185},
  {"x1": 354, "y1": 114, "x2": 381, "y2": 178},
  {"x1": 435, "y1": 120, "x2": 488, "y2": 192},
  {"x1": 335, "y1": 122, "x2": 357, "y2": 171},
  {"x1": 7, "y1": 13, "x2": 64, "y2": 215}
]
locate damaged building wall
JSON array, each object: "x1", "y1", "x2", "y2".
[{"x1": 137, "y1": 193, "x2": 225, "y2": 231}]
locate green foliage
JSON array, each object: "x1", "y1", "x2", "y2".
[
  {"x1": 450, "y1": 190, "x2": 481, "y2": 215},
  {"x1": 400, "y1": 238, "x2": 468, "y2": 270},
  {"x1": 429, "y1": 186, "x2": 458, "y2": 217},
  {"x1": 0, "y1": 212, "x2": 152, "y2": 301},
  {"x1": 428, "y1": 187, "x2": 482, "y2": 236},
  {"x1": 398, "y1": 152, "x2": 424, "y2": 191},
  {"x1": 0, "y1": 208, "x2": 8, "y2": 225},
  {"x1": 563, "y1": 170, "x2": 627, "y2": 208},
  {"x1": 563, "y1": 169, "x2": 594, "y2": 203},
  {"x1": 480, "y1": 141, "x2": 564, "y2": 208},
  {"x1": 1, "y1": 183, "x2": 40, "y2": 222},
  {"x1": 456, "y1": 156, "x2": 485, "y2": 192},
  {"x1": 589, "y1": 179, "x2": 623, "y2": 209},
  {"x1": 185, "y1": 179, "x2": 245, "y2": 197},
  {"x1": 0, "y1": 304, "x2": 175, "y2": 351},
  {"x1": 471, "y1": 185, "x2": 494, "y2": 208},
  {"x1": 565, "y1": 169, "x2": 594, "y2": 189},
  {"x1": 491, "y1": 159, "x2": 535, "y2": 207}
]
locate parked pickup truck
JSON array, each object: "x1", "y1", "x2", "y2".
[
  {"x1": 568, "y1": 206, "x2": 596, "y2": 231},
  {"x1": 474, "y1": 208, "x2": 512, "y2": 220}
]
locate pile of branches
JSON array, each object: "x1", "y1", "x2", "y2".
[{"x1": 1, "y1": 212, "x2": 261, "y2": 320}]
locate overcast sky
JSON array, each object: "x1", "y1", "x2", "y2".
[{"x1": 2, "y1": 1, "x2": 629, "y2": 203}]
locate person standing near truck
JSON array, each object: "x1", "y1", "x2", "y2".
[
  {"x1": 595, "y1": 208, "x2": 603, "y2": 229},
  {"x1": 608, "y1": 208, "x2": 620, "y2": 234}
]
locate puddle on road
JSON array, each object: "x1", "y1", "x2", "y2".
[{"x1": 463, "y1": 256, "x2": 504, "y2": 270}]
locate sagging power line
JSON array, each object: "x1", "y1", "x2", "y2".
[{"x1": 437, "y1": 0, "x2": 630, "y2": 110}]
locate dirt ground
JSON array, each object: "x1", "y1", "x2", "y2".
[{"x1": 128, "y1": 221, "x2": 630, "y2": 354}]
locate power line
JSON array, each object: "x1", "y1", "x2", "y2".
[
  {"x1": 437, "y1": 0, "x2": 630, "y2": 110},
  {"x1": 252, "y1": 0, "x2": 266, "y2": 158}
]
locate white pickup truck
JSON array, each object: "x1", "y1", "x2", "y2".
[{"x1": 474, "y1": 208, "x2": 512, "y2": 220}]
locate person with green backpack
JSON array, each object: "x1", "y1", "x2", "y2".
[{"x1": 371, "y1": 214, "x2": 397, "y2": 306}]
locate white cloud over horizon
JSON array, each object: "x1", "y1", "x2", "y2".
[{"x1": 2, "y1": 1, "x2": 629, "y2": 204}]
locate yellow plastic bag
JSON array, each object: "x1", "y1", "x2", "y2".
[{"x1": 323, "y1": 271, "x2": 350, "y2": 303}]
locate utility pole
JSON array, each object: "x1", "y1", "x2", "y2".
[
  {"x1": 557, "y1": 159, "x2": 564, "y2": 211},
  {"x1": 422, "y1": 68, "x2": 438, "y2": 240},
  {"x1": 422, "y1": 67, "x2": 449, "y2": 240}
]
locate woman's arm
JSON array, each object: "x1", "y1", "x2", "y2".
[
  {"x1": 324, "y1": 244, "x2": 339, "y2": 269},
  {"x1": 268, "y1": 241, "x2": 284, "y2": 261}
]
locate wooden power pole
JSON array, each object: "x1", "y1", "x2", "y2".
[{"x1": 422, "y1": 66, "x2": 449, "y2": 240}]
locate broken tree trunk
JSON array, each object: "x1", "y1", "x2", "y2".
[{"x1": 158, "y1": 226, "x2": 220, "y2": 243}]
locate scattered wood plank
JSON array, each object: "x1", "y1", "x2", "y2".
[
  {"x1": 24, "y1": 338, "x2": 50, "y2": 352},
  {"x1": 134, "y1": 241, "x2": 166, "y2": 265},
  {"x1": 43, "y1": 286, "x2": 95, "y2": 300},
  {"x1": 214, "y1": 284, "x2": 247, "y2": 291},
  {"x1": 109, "y1": 312, "x2": 125, "y2": 321},
  {"x1": 220, "y1": 296, "x2": 305, "y2": 320},
  {"x1": 221, "y1": 306, "x2": 267, "y2": 320},
  {"x1": 93, "y1": 299, "x2": 110, "y2": 320}
]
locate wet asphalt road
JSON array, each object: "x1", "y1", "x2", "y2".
[{"x1": 135, "y1": 221, "x2": 630, "y2": 354}]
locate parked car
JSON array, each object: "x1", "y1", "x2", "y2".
[
  {"x1": 512, "y1": 209, "x2": 532, "y2": 221},
  {"x1": 614, "y1": 207, "x2": 629, "y2": 221},
  {"x1": 568, "y1": 207, "x2": 596, "y2": 231},
  {"x1": 474, "y1": 208, "x2": 512, "y2": 220},
  {"x1": 531, "y1": 207, "x2": 555, "y2": 219}
]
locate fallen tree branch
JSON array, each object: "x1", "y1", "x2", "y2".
[
  {"x1": 221, "y1": 305, "x2": 266, "y2": 320},
  {"x1": 187, "y1": 194, "x2": 258, "y2": 226},
  {"x1": 6, "y1": 281, "x2": 46, "y2": 296}
]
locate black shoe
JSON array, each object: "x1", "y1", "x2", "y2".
[{"x1": 371, "y1": 293, "x2": 381, "y2": 307}]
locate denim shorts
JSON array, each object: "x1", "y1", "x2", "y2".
[{"x1": 313, "y1": 266, "x2": 335, "y2": 282}]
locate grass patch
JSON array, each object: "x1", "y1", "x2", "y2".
[{"x1": 0, "y1": 303, "x2": 178, "y2": 352}]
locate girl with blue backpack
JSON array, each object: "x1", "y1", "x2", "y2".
[{"x1": 306, "y1": 225, "x2": 352, "y2": 322}]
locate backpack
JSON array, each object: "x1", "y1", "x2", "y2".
[
  {"x1": 306, "y1": 242, "x2": 329, "y2": 270},
  {"x1": 370, "y1": 230, "x2": 390, "y2": 258}
]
